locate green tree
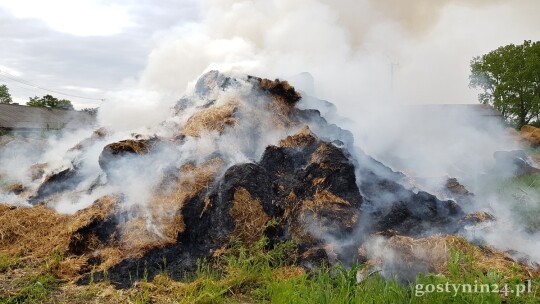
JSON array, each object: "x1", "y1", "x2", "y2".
[
  {"x1": 26, "y1": 94, "x2": 74, "y2": 110},
  {"x1": 470, "y1": 40, "x2": 540, "y2": 128},
  {"x1": 0, "y1": 84, "x2": 13, "y2": 104},
  {"x1": 27, "y1": 96, "x2": 46, "y2": 107}
]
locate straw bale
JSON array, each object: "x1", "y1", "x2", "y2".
[
  {"x1": 287, "y1": 189, "x2": 356, "y2": 245},
  {"x1": 278, "y1": 125, "x2": 317, "y2": 148},
  {"x1": 373, "y1": 235, "x2": 534, "y2": 279},
  {"x1": 118, "y1": 217, "x2": 170, "y2": 256},
  {"x1": 0, "y1": 195, "x2": 118, "y2": 263},
  {"x1": 245, "y1": 76, "x2": 301, "y2": 125},
  {"x1": 309, "y1": 143, "x2": 335, "y2": 164},
  {"x1": 302, "y1": 190, "x2": 350, "y2": 212},
  {"x1": 181, "y1": 102, "x2": 237, "y2": 137},
  {"x1": 67, "y1": 195, "x2": 119, "y2": 258},
  {"x1": 385, "y1": 235, "x2": 449, "y2": 273},
  {"x1": 0, "y1": 204, "x2": 70, "y2": 258},
  {"x1": 69, "y1": 128, "x2": 108, "y2": 152},
  {"x1": 144, "y1": 157, "x2": 224, "y2": 247},
  {"x1": 463, "y1": 212, "x2": 495, "y2": 224},
  {"x1": 446, "y1": 178, "x2": 472, "y2": 196},
  {"x1": 258, "y1": 78, "x2": 301, "y2": 106},
  {"x1": 105, "y1": 139, "x2": 150, "y2": 155},
  {"x1": 520, "y1": 125, "x2": 540, "y2": 147},
  {"x1": 69, "y1": 195, "x2": 117, "y2": 233},
  {"x1": 229, "y1": 187, "x2": 270, "y2": 244}
]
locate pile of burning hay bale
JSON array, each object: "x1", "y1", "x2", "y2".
[
  {"x1": 518, "y1": 125, "x2": 540, "y2": 164},
  {"x1": 0, "y1": 71, "x2": 537, "y2": 288},
  {"x1": 520, "y1": 125, "x2": 540, "y2": 148}
]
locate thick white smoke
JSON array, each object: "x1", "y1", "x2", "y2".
[
  {"x1": 127, "y1": 0, "x2": 540, "y2": 109},
  {"x1": 1, "y1": 0, "x2": 539, "y2": 270},
  {"x1": 120, "y1": 0, "x2": 540, "y2": 264}
]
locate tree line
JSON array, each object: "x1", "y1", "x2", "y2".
[
  {"x1": 0, "y1": 84, "x2": 74, "y2": 109},
  {"x1": 0, "y1": 84, "x2": 97, "y2": 114}
]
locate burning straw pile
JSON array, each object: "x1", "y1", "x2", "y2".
[{"x1": 0, "y1": 71, "x2": 538, "y2": 289}]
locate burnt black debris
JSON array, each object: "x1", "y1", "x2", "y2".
[
  {"x1": 98, "y1": 139, "x2": 156, "y2": 173},
  {"x1": 445, "y1": 177, "x2": 474, "y2": 205},
  {"x1": 95, "y1": 127, "x2": 365, "y2": 287},
  {"x1": 352, "y1": 148, "x2": 464, "y2": 237},
  {"x1": 29, "y1": 167, "x2": 84, "y2": 205},
  {"x1": 248, "y1": 76, "x2": 302, "y2": 105},
  {"x1": 17, "y1": 71, "x2": 486, "y2": 288},
  {"x1": 97, "y1": 124, "x2": 465, "y2": 287},
  {"x1": 68, "y1": 197, "x2": 119, "y2": 255},
  {"x1": 446, "y1": 177, "x2": 473, "y2": 197}
]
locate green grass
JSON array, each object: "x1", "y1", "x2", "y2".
[
  {"x1": 126, "y1": 237, "x2": 539, "y2": 304},
  {"x1": 495, "y1": 173, "x2": 540, "y2": 232},
  {"x1": 523, "y1": 146, "x2": 540, "y2": 155},
  {"x1": 259, "y1": 265, "x2": 411, "y2": 304},
  {"x1": 0, "y1": 255, "x2": 20, "y2": 273},
  {"x1": 0, "y1": 251, "x2": 65, "y2": 304},
  {"x1": 0, "y1": 237, "x2": 537, "y2": 303},
  {"x1": 0, "y1": 273, "x2": 59, "y2": 304}
]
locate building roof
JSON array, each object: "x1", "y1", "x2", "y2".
[{"x1": 0, "y1": 103, "x2": 96, "y2": 130}]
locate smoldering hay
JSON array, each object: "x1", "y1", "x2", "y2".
[{"x1": 0, "y1": 71, "x2": 538, "y2": 287}]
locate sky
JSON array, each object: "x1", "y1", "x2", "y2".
[
  {"x1": 0, "y1": 0, "x2": 539, "y2": 110},
  {"x1": 0, "y1": 0, "x2": 200, "y2": 108}
]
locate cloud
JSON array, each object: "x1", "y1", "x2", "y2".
[
  {"x1": 0, "y1": 0, "x2": 133, "y2": 36},
  {"x1": 0, "y1": 1, "x2": 199, "y2": 108}
]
